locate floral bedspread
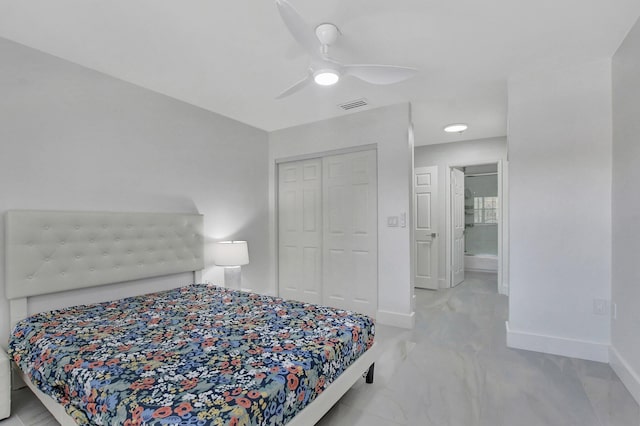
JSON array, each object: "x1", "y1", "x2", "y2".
[{"x1": 9, "y1": 284, "x2": 375, "y2": 426}]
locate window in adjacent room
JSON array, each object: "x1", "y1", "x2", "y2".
[{"x1": 473, "y1": 196, "x2": 498, "y2": 224}]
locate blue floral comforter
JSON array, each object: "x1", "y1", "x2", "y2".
[{"x1": 9, "y1": 284, "x2": 375, "y2": 425}]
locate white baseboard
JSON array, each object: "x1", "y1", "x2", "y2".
[
  {"x1": 465, "y1": 268, "x2": 498, "y2": 273},
  {"x1": 499, "y1": 279, "x2": 509, "y2": 296},
  {"x1": 610, "y1": 346, "x2": 640, "y2": 405},
  {"x1": 505, "y1": 322, "x2": 609, "y2": 363},
  {"x1": 377, "y1": 310, "x2": 415, "y2": 329},
  {"x1": 438, "y1": 278, "x2": 447, "y2": 289},
  {"x1": 464, "y1": 255, "x2": 498, "y2": 272}
]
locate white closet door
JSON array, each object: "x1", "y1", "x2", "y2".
[
  {"x1": 278, "y1": 159, "x2": 322, "y2": 303},
  {"x1": 323, "y1": 150, "x2": 378, "y2": 317}
]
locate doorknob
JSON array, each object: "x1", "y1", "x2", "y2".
[{"x1": 431, "y1": 233, "x2": 437, "y2": 238}]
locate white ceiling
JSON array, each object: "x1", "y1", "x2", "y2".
[{"x1": 1, "y1": 0, "x2": 639, "y2": 145}]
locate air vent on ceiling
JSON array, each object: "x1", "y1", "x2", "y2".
[{"x1": 338, "y1": 98, "x2": 369, "y2": 111}]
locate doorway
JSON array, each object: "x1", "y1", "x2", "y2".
[
  {"x1": 445, "y1": 160, "x2": 508, "y2": 294},
  {"x1": 464, "y1": 164, "x2": 499, "y2": 272}
]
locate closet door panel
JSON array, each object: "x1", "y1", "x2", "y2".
[
  {"x1": 325, "y1": 248, "x2": 348, "y2": 303},
  {"x1": 278, "y1": 159, "x2": 322, "y2": 304},
  {"x1": 323, "y1": 150, "x2": 377, "y2": 317}
]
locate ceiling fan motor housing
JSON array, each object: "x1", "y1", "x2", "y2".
[{"x1": 315, "y1": 23, "x2": 340, "y2": 46}]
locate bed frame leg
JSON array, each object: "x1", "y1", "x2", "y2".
[{"x1": 365, "y1": 363, "x2": 375, "y2": 384}]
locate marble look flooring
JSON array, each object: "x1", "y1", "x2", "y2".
[
  {"x1": 2, "y1": 271, "x2": 639, "y2": 425},
  {"x1": 316, "y1": 272, "x2": 639, "y2": 426}
]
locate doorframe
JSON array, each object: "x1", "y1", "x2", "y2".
[
  {"x1": 273, "y1": 144, "x2": 379, "y2": 301},
  {"x1": 444, "y1": 159, "x2": 509, "y2": 295}
]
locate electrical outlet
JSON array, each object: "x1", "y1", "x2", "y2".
[{"x1": 593, "y1": 299, "x2": 609, "y2": 316}]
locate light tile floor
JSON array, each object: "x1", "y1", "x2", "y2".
[
  {"x1": 317, "y1": 272, "x2": 639, "y2": 426},
  {"x1": 3, "y1": 271, "x2": 639, "y2": 425}
]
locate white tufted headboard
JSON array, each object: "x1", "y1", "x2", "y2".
[{"x1": 5, "y1": 210, "x2": 204, "y2": 301}]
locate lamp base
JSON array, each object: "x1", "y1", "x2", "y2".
[{"x1": 224, "y1": 266, "x2": 242, "y2": 290}]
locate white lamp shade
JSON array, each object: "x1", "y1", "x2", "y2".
[{"x1": 213, "y1": 241, "x2": 249, "y2": 266}]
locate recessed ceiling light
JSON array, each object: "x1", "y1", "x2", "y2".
[
  {"x1": 444, "y1": 123, "x2": 468, "y2": 133},
  {"x1": 314, "y1": 69, "x2": 340, "y2": 86}
]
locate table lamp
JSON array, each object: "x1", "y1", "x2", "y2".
[{"x1": 213, "y1": 241, "x2": 249, "y2": 290}]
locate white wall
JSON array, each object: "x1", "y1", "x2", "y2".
[
  {"x1": 414, "y1": 137, "x2": 507, "y2": 285},
  {"x1": 0, "y1": 38, "x2": 270, "y2": 346},
  {"x1": 507, "y1": 59, "x2": 612, "y2": 362},
  {"x1": 611, "y1": 17, "x2": 640, "y2": 403},
  {"x1": 268, "y1": 104, "x2": 415, "y2": 328}
]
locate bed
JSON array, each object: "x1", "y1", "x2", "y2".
[{"x1": 4, "y1": 210, "x2": 379, "y2": 425}]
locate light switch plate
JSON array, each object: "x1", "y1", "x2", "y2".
[
  {"x1": 593, "y1": 299, "x2": 609, "y2": 316},
  {"x1": 387, "y1": 216, "x2": 399, "y2": 227}
]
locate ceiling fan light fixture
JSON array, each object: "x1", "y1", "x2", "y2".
[
  {"x1": 314, "y1": 69, "x2": 340, "y2": 86},
  {"x1": 444, "y1": 123, "x2": 468, "y2": 133},
  {"x1": 274, "y1": 0, "x2": 418, "y2": 98}
]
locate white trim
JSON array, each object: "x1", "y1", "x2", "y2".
[
  {"x1": 609, "y1": 346, "x2": 640, "y2": 405},
  {"x1": 505, "y1": 322, "x2": 609, "y2": 362},
  {"x1": 408, "y1": 121, "x2": 416, "y2": 323},
  {"x1": 376, "y1": 310, "x2": 415, "y2": 329},
  {"x1": 274, "y1": 143, "x2": 378, "y2": 164},
  {"x1": 464, "y1": 254, "x2": 498, "y2": 272},
  {"x1": 498, "y1": 159, "x2": 510, "y2": 296},
  {"x1": 444, "y1": 167, "x2": 452, "y2": 288},
  {"x1": 437, "y1": 278, "x2": 446, "y2": 289}
]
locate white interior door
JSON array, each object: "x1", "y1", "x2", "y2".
[
  {"x1": 278, "y1": 159, "x2": 322, "y2": 303},
  {"x1": 323, "y1": 150, "x2": 378, "y2": 317},
  {"x1": 414, "y1": 166, "x2": 439, "y2": 289},
  {"x1": 451, "y1": 167, "x2": 465, "y2": 286}
]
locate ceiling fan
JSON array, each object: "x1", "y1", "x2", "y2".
[{"x1": 275, "y1": 0, "x2": 418, "y2": 99}]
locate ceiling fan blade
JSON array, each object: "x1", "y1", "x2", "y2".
[
  {"x1": 343, "y1": 64, "x2": 418, "y2": 85},
  {"x1": 276, "y1": 74, "x2": 312, "y2": 99},
  {"x1": 276, "y1": 0, "x2": 321, "y2": 59}
]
